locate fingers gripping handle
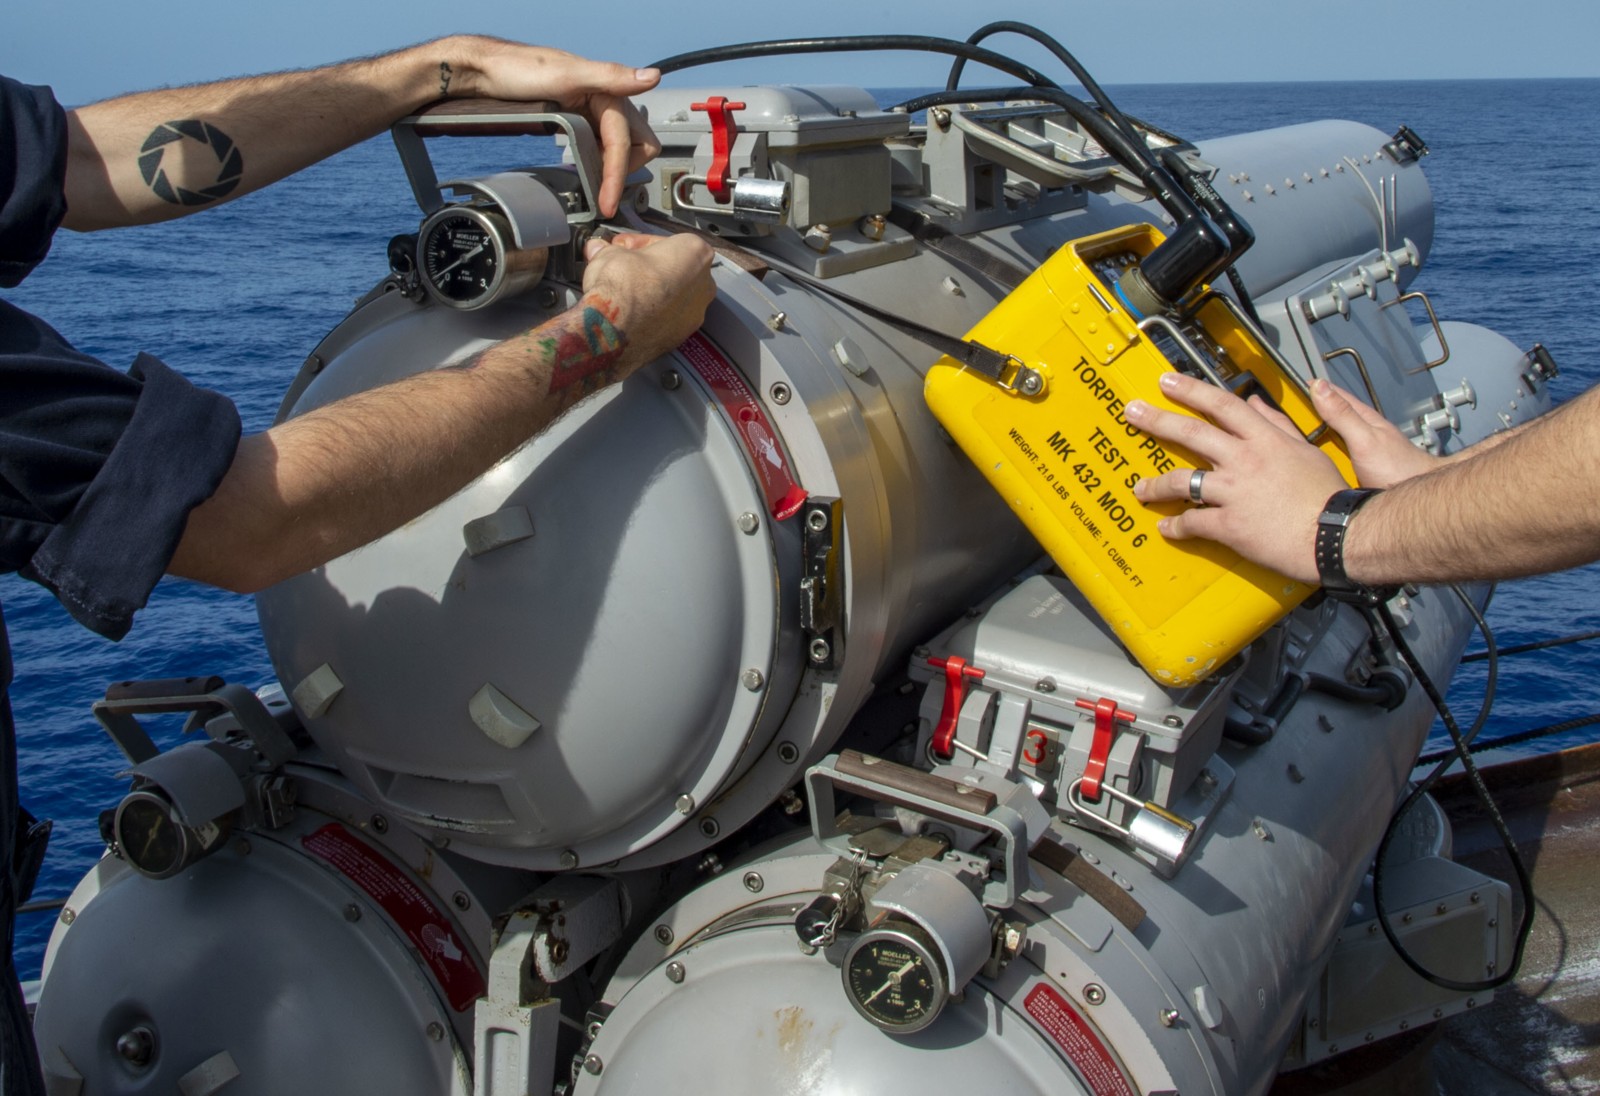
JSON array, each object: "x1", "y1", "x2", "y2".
[{"x1": 392, "y1": 99, "x2": 605, "y2": 223}]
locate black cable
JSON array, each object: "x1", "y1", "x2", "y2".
[
  {"x1": 1462, "y1": 627, "x2": 1600, "y2": 663},
  {"x1": 1415, "y1": 710, "x2": 1600, "y2": 768},
  {"x1": 1368, "y1": 593, "x2": 1532, "y2": 993},
  {"x1": 652, "y1": 36, "x2": 1058, "y2": 93},
  {"x1": 943, "y1": 21, "x2": 1147, "y2": 155}
]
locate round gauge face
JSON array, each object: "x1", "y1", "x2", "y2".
[
  {"x1": 842, "y1": 921, "x2": 949, "y2": 1034},
  {"x1": 418, "y1": 208, "x2": 504, "y2": 308}
]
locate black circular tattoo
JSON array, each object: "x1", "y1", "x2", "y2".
[{"x1": 138, "y1": 120, "x2": 244, "y2": 206}]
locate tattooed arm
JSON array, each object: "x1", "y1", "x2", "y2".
[
  {"x1": 61, "y1": 35, "x2": 660, "y2": 229},
  {"x1": 166, "y1": 232, "x2": 715, "y2": 592}
]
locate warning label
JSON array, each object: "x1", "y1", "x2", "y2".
[
  {"x1": 1024, "y1": 982, "x2": 1138, "y2": 1096},
  {"x1": 303, "y1": 824, "x2": 485, "y2": 1012},
  {"x1": 678, "y1": 332, "x2": 808, "y2": 521}
]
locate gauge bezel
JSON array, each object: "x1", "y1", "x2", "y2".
[
  {"x1": 416, "y1": 204, "x2": 544, "y2": 311},
  {"x1": 842, "y1": 918, "x2": 950, "y2": 1034}
]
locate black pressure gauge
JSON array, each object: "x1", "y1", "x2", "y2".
[
  {"x1": 416, "y1": 205, "x2": 545, "y2": 310},
  {"x1": 842, "y1": 917, "x2": 950, "y2": 1034}
]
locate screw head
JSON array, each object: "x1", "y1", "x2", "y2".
[
  {"x1": 1035, "y1": 677, "x2": 1057, "y2": 693},
  {"x1": 743, "y1": 871, "x2": 765, "y2": 893},
  {"x1": 809, "y1": 638, "x2": 832, "y2": 664},
  {"x1": 654, "y1": 924, "x2": 674, "y2": 946},
  {"x1": 699, "y1": 817, "x2": 721, "y2": 838},
  {"x1": 427, "y1": 1021, "x2": 445, "y2": 1041},
  {"x1": 1083, "y1": 984, "x2": 1107, "y2": 1005},
  {"x1": 661, "y1": 369, "x2": 682, "y2": 391},
  {"x1": 675, "y1": 794, "x2": 696, "y2": 815},
  {"x1": 1163, "y1": 715, "x2": 1184, "y2": 728},
  {"x1": 666, "y1": 961, "x2": 686, "y2": 984},
  {"x1": 452, "y1": 891, "x2": 471, "y2": 911},
  {"x1": 1159, "y1": 1008, "x2": 1180, "y2": 1028},
  {"x1": 536, "y1": 285, "x2": 559, "y2": 309},
  {"x1": 370, "y1": 813, "x2": 389, "y2": 834},
  {"x1": 1019, "y1": 372, "x2": 1043, "y2": 396},
  {"x1": 583, "y1": 1054, "x2": 604, "y2": 1076},
  {"x1": 115, "y1": 1027, "x2": 155, "y2": 1067},
  {"x1": 344, "y1": 904, "x2": 362, "y2": 922},
  {"x1": 806, "y1": 509, "x2": 829, "y2": 532},
  {"x1": 769, "y1": 381, "x2": 792, "y2": 404},
  {"x1": 559, "y1": 849, "x2": 579, "y2": 870},
  {"x1": 736, "y1": 512, "x2": 760, "y2": 535},
  {"x1": 59, "y1": 907, "x2": 76, "y2": 926},
  {"x1": 741, "y1": 668, "x2": 765, "y2": 691},
  {"x1": 776, "y1": 742, "x2": 800, "y2": 764}
]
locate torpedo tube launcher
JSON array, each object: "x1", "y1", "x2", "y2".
[{"x1": 925, "y1": 222, "x2": 1356, "y2": 686}]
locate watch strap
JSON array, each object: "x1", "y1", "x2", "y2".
[{"x1": 1315, "y1": 488, "x2": 1394, "y2": 605}]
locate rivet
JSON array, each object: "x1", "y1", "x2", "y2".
[
  {"x1": 676, "y1": 794, "x2": 696, "y2": 815},
  {"x1": 743, "y1": 871, "x2": 765, "y2": 893},
  {"x1": 345, "y1": 904, "x2": 362, "y2": 922},
  {"x1": 661, "y1": 369, "x2": 681, "y2": 391},
  {"x1": 59, "y1": 907, "x2": 76, "y2": 926},
  {"x1": 736, "y1": 512, "x2": 760, "y2": 535},
  {"x1": 1436, "y1": 902, "x2": 1448, "y2": 915},
  {"x1": 1467, "y1": 997, "x2": 1476, "y2": 1008},
  {"x1": 666, "y1": 961, "x2": 686, "y2": 983},
  {"x1": 1402, "y1": 912, "x2": 1412, "y2": 923},
  {"x1": 1163, "y1": 715, "x2": 1183, "y2": 728},
  {"x1": 1083, "y1": 984, "x2": 1107, "y2": 1005},
  {"x1": 741, "y1": 669, "x2": 765, "y2": 691},
  {"x1": 370, "y1": 813, "x2": 389, "y2": 834},
  {"x1": 654, "y1": 924, "x2": 674, "y2": 946},
  {"x1": 769, "y1": 381, "x2": 792, "y2": 404},
  {"x1": 1470, "y1": 892, "x2": 1481, "y2": 904},
  {"x1": 452, "y1": 892, "x2": 471, "y2": 911}
]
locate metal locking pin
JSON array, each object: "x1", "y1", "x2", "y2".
[{"x1": 1068, "y1": 778, "x2": 1197, "y2": 865}]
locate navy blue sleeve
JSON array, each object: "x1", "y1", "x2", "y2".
[
  {"x1": 0, "y1": 78, "x2": 243, "y2": 641},
  {"x1": 0, "y1": 76, "x2": 67, "y2": 289}
]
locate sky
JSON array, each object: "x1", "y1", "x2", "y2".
[{"x1": 2, "y1": 0, "x2": 1595, "y2": 105}]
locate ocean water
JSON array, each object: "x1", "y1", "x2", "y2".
[{"x1": 4, "y1": 77, "x2": 1597, "y2": 976}]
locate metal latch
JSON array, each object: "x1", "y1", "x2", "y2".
[
  {"x1": 1068, "y1": 779, "x2": 1197, "y2": 867},
  {"x1": 800, "y1": 497, "x2": 844, "y2": 669}
]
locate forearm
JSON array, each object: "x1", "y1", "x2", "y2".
[
  {"x1": 1345, "y1": 385, "x2": 1600, "y2": 584},
  {"x1": 167, "y1": 293, "x2": 627, "y2": 592},
  {"x1": 63, "y1": 36, "x2": 480, "y2": 230}
]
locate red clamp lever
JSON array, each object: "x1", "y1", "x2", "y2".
[
  {"x1": 689, "y1": 96, "x2": 746, "y2": 203},
  {"x1": 1075, "y1": 697, "x2": 1136, "y2": 802},
  {"x1": 927, "y1": 655, "x2": 985, "y2": 760}
]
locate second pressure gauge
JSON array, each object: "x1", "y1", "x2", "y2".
[{"x1": 416, "y1": 204, "x2": 545, "y2": 310}]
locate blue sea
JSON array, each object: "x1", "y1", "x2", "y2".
[{"x1": 4, "y1": 77, "x2": 1598, "y2": 976}]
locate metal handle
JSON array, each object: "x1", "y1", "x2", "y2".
[
  {"x1": 1389, "y1": 290, "x2": 1451, "y2": 373},
  {"x1": 392, "y1": 99, "x2": 605, "y2": 223}
]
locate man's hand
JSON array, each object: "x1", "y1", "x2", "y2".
[
  {"x1": 448, "y1": 38, "x2": 660, "y2": 218},
  {"x1": 578, "y1": 232, "x2": 716, "y2": 373},
  {"x1": 1126, "y1": 372, "x2": 1348, "y2": 583}
]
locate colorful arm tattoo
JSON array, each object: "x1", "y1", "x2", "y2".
[{"x1": 542, "y1": 298, "x2": 628, "y2": 395}]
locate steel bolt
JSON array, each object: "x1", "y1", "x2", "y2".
[
  {"x1": 737, "y1": 512, "x2": 760, "y2": 535},
  {"x1": 675, "y1": 794, "x2": 696, "y2": 816},
  {"x1": 1159, "y1": 1008, "x2": 1180, "y2": 1028},
  {"x1": 776, "y1": 742, "x2": 800, "y2": 765},
  {"x1": 1436, "y1": 903, "x2": 1449, "y2": 915},
  {"x1": 1163, "y1": 715, "x2": 1184, "y2": 729},
  {"x1": 1399, "y1": 1020, "x2": 1409, "y2": 1031},
  {"x1": 1364, "y1": 1032, "x2": 1374, "y2": 1043},
  {"x1": 371, "y1": 813, "x2": 389, "y2": 834},
  {"x1": 1252, "y1": 819, "x2": 1271, "y2": 841},
  {"x1": 344, "y1": 904, "x2": 362, "y2": 923},
  {"x1": 810, "y1": 638, "x2": 832, "y2": 664},
  {"x1": 452, "y1": 891, "x2": 471, "y2": 912},
  {"x1": 661, "y1": 369, "x2": 682, "y2": 391},
  {"x1": 427, "y1": 1022, "x2": 445, "y2": 1042},
  {"x1": 741, "y1": 668, "x2": 765, "y2": 691},
  {"x1": 1083, "y1": 984, "x2": 1107, "y2": 1006},
  {"x1": 807, "y1": 509, "x2": 829, "y2": 532},
  {"x1": 1035, "y1": 677, "x2": 1057, "y2": 693},
  {"x1": 1433, "y1": 1009, "x2": 1443, "y2": 1019},
  {"x1": 1367, "y1": 923, "x2": 1379, "y2": 935},
  {"x1": 1470, "y1": 891, "x2": 1481, "y2": 904},
  {"x1": 666, "y1": 961, "x2": 686, "y2": 984},
  {"x1": 769, "y1": 381, "x2": 792, "y2": 404},
  {"x1": 767, "y1": 313, "x2": 789, "y2": 333},
  {"x1": 1466, "y1": 997, "x2": 1476, "y2": 1008},
  {"x1": 549, "y1": 939, "x2": 570, "y2": 965},
  {"x1": 1401, "y1": 912, "x2": 1412, "y2": 924},
  {"x1": 743, "y1": 871, "x2": 765, "y2": 893},
  {"x1": 583, "y1": 1054, "x2": 604, "y2": 1076},
  {"x1": 559, "y1": 849, "x2": 579, "y2": 870},
  {"x1": 654, "y1": 924, "x2": 674, "y2": 946},
  {"x1": 59, "y1": 907, "x2": 75, "y2": 926},
  {"x1": 116, "y1": 1027, "x2": 155, "y2": 1067},
  {"x1": 1019, "y1": 372, "x2": 1043, "y2": 396}
]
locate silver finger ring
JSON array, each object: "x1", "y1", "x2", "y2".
[{"x1": 1188, "y1": 468, "x2": 1208, "y2": 506}]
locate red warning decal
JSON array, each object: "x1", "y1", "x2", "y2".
[
  {"x1": 678, "y1": 332, "x2": 808, "y2": 520},
  {"x1": 303, "y1": 824, "x2": 486, "y2": 1012},
  {"x1": 1024, "y1": 983, "x2": 1138, "y2": 1096}
]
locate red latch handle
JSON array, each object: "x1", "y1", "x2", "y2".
[
  {"x1": 928, "y1": 655, "x2": 985, "y2": 760},
  {"x1": 1075, "y1": 697, "x2": 1136, "y2": 802},
  {"x1": 689, "y1": 96, "x2": 746, "y2": 203}
]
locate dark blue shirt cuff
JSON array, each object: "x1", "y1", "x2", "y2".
[{"x1": 21, "y1": 354, "x2": 240, "y2": 639}]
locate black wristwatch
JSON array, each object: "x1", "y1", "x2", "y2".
[{"x1": 1314, "y1": 488, "x2": 1396, "y2": 606}]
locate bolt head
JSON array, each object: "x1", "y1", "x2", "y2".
[
  {"x1": 654, "y1": 924, "x2": 674, "y2": 946},
  {"x1": 675, "y1": 794, "x2": 696, "y2": 815},
  {"x1": 370, "y1": 813, "x2": 389, "y2": 834},
  {"x1": 769, "y1": 381, "x2": 792, "y2": 404},
  {"x1": 666, "y1": 961, "x2": 686, "y2": 984},
  {"x1": 559, "y1": 849, "x2": 579, "y2": 869},
  {"x1": 1019, "y1": 373, "x2": 1043, "y2": 396},
  {"x1": 661, "y1": 369, "x2": 682, "y2": 391},
  {"x1": 776, "y1": 742, "x2": 800, "y2": 764},
  {"x1": 115, "y1": 1027, "x2": 155, "y2": 1067},
  {"x1": 1083, "y1": 984, "x2": 1106, "y2": 1005},
  {"x1": 699, "y1": 817, "x2": 721, "y2": 838},
  {"x1": 344, "y1": 904, "x2": 362, "y2": 922},
  {"x1": 1159, "y1": 1008, "x2": 1180, "y2": 1028},
  {"x1": 741, "y1": 668, "x2": 765, "y2": 691},
  {"x1": 736, "y1": 512, "x2": 760, "y2": 535},
  {"x1": 806, "y1": 509, "x2": 829, "y2": 532},
  {"x1": 743, "y1": 871, "x2": 765, "y2": 893},
  {"x1": 427, "y1": 1021, "x2": 445, "y2": 1041},
  {"x1": 59, "y1": 907, "x2": 76, "y2": 926},
  {"x1": 809, "y1": 638, "x2": 832, "y2": 664},
  {"x1": 452, "y1": 891, "x2": 471, "y2": 911},
  {"x1": 583, "y1": 1054, "x2": 604, "y2": 1075}
]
